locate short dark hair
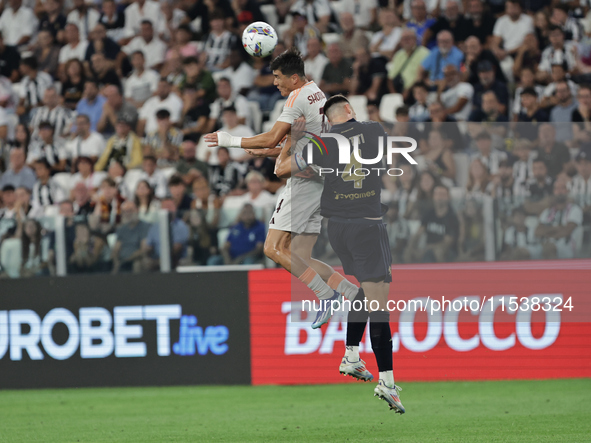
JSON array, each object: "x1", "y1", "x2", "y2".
[
  {"x1": 21, "y1": 56, "x2": 37, "y2": 70},
  {"x1": 548, "y1": 24, "x2": 564, "y2": 35},
  {"x1": 580, "y1": 84, "x2": 591, "y2": 92},
  {"x1": 141, "y1": 19, "x2": 153, "y2": 28},
  {"x1": 143, "y1": 155, "x2": 157, "y2": 163},
  {"x1": 521, "y1": 87, "x2": 538, "y2": 97},
  {"x1": 183, "y1": 56, "x2": 199, "y2": 66},
  {"x1": 131, "y1": 50, "x2": 145, "y2": 59},
  {"x1": 396, "y1": 105, "x2": 410, "y2": 117},
  {"x1": 38, "y1": 121, "x2": 55, "y2": 131},
  {"x1": 156, "y1": 109, "x2": 171, "y2": 120},
  {"x1": 2, "y1": 184, "x2": 15, "y2": 192},
  {"x1": 413, "y1": 82, "x2": 429, "y2": 92},
  {"x1": 222, "y1": 105, "x2": 237, "y2": 114},
  {"x1": 76, "y1": 114, "x2": 90, "y2": 124},
  {"x1": 270, "y1": 47, "x2": 305, "y2": 78},
  {"x1": 168, "y1": 175, "x2": 184, "y2": 187},
  {"x1": 34, "y1": 159, "x2": 51, "y2": 170},
  {"x1": 323, "y1": 94, "x2": 349, "y2": 120},
  {"x1": 101, "y1": 177, "x2": 117, "y2": 188}
]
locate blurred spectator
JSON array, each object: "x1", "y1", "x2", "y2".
[
  {"x1": 367, "y1": 101, "x2": 393, "y2": 134},
  {"x1": 177, "y1": 135, "x2": 209, "y2": 186},
  {"x1": 107, "y1": 160, "x2": 132, "y2": 200},
  {"x1": 438, "y1": 65, "x2": 473, "y2": 121},
  {"x1": 38, "y1": 0, "x2": 67, "y2": 45},
  {"x1": 369, "y1": 8, "x2": 401, "y2": 62},
  {"x1": 384, "y1": 201, "x2": 409, "y2": 264},
  {"x1": 350, "y1": 47, "x2": 387, "y2": 102},
  {"x1": 338, "y1": 12, "x2": 370, "y2": 61},
  {"x1": 542, "y1": 64, "x2": 579, "y2": 108},
  {"x1": 409, "y1": 82, "x2": 430, "y2": 121},
  {"x1": 26, "y1": 122, "x2": 67, "y2": 174},
  {"x1": 168, "y1": 174, "x2": 193, "y2": 213},
  {"x1": 551, "y1": 5, "x2": 580, "y2": 42},
  {"x1": 246, "y1": 156, "x2": 283, "y2": 194},
  {"x1": 422, "y1": 101, "x2": 464, "y2": 151},
  {"x1": 525, "y1": 159, "x2": 554, "y2": 215},
  {"x1": 144, "y1": 197, "x2": 189, "y2": 269},
  {"x1": 18, "y1": 57, "x2": 53, "y2": 114},
  {"x1": 97, "y1": 85, "x2": 139, "y2": 137},
  {"x1": 535, "y1": 179, "x2": 583, "y2": 259},
  {"x1": 0, "y1": 32, "x2": 20, "y2": 81},
  {"x1": 0, "y1": 184, "x2": 16, "y2": 218},
  {"x1": 457, "y1": 198, "x2": 485, "y2": 262},
  {"x1": 180, "y1": 56, "x2": 216, "y2": 103},
  {"x1": 511, "y1": 140, "x2": 535, "y2": 197},
  {"x1": 572, "y1": 85, "x2": 591, "y2": 145},
  {"x1": 70, "y1": 157, "x2": 106, "y2": 193},
  {"x1": 124, "y1": 0, "x2": 165, "y2": 41},
  {"x1": 550, "y1": 80, "x2": 578, "y2": 145},
  {"x1": 536, "y1": 123, "x2": 571, "y2": 178},
  {"x1": 181, "y1": 89, "x2": 210, "y2": 138},
  {"x1": 89, "y1": 52, "x2": 122, "y2": 91},
  {"x1": 2, "y1": 124, "x2": 29, "y2": 170},
  {"x1": 18, "y1": 218, "x2": 45, "y2": 277},
  {"x1": 166, "y1": 24, "x2": 199, "y2": 60},
  {"x1": 501, "y1": 206, "x2": 536, "y2": 261},
  {"x1": 491, "y1": 159, "x2": 516, "y2": 203},
  {"x1": 138, "y1": 78, "x2": 182, "y2": 136},
  {"x1": 99, "y1": 0, "x2": 126, "y2": 43},
  {"x1": 304, "y1": 37, "x2": 328, "y2": 84},
  {"x1": 139, "y1": 156, "x2": 168, "y2": 199},
  {"x1": 30, "y1": 86, "x2": 73, "y2": 140},
  {"x1": 61, "y1": 59, "x2": 86, "y2": 110},
  {"x1": 513, "y1": 32, "x2": 541, "y2": 81},
  {"x1": 406, "y1": 185, "x2": 458, "y2": 263},
  {"x1": 470, "y1": 131, "x2": 507, "y2": 175},
  {"x1": 95, "y1": 117, "x2": 143, "y2": 171},
  {"x1": 30, "y1": 159, "x2": 66, "y2": 217},
  {"x1": 142, "y1": 109, "x2": 183, "y2": 166},
  {"x1": 0, "y1": 0, "x2": 37, "y2": 47},
  {"x1": 516, "y1": 87, "x2": 549, "y2": 130},
  {"x1": 69, "y1": 223, "x2": 106, "y2": 273},
  {"x1": 125, "y1": 51, "x2": 159, "y2": 109},
  {"x1": 320, "y1": 43, "x2": 353, "y2": 96},
  {"x1": 92, "y1": 177, "x2": 125, "y2": 233},
  {"x1": 290, "y1": 0, "x2": 337, "y2": 34},
  {"x1": 491, "y1": 0, "x2": 534, "y2": 80},
  {"x1": 66, "y1": 114, "x2": 106, "y2": 166},
  {"x1": 419, "y1": 30, "x2": 463, "y2": 84},
  {"x1": 466, "y1": 158, "x2": 492, "y2": 197},
  {"x1": 76, "y1": 79, "x2": 107, "y2": 132},
  {"x1": 388, "y1": 28, "x2": 429, "y2": 97},
  {"x1": 208, "y1": 78, "x2": 251, "y2": 132},
  {"x1": 419, "y1": 129, "x2": 455, "y2": 182},
  {"x1": 248, "y1": 42, "x2": 285, "y2": 113},
  {"x1": 538, "y1": 26, "x2": 576, "y2": 82},
  {"x1": 67, "y1": 0, "x2": 100, "y2": 40},
  {"x1": 0, "y1": 148, "x2": 36, "y2": 190},
  {"x1": 468, "y1": 90, "x2": 509, "y2": 125},
  {"x1": 223, "y1": 171, "x2": 276, "y2": 211},
  {"x1": 14, "y1": 186, "x2": 32, "y2": 218},
  {"x1": 423, "y1": 0, "x2": 471, "y2": 48},
  {"x1": 134, "y1": 180, "x2": 160, "y2": 223},
  {"x1": 463, "y1": 36, "x2": 506, "y2": 86},
  {"x1": 406, "y1": 0, "x2": 436, "y2": 45},
  {"x1": 191, "y1": 178, "x2": 221, "y2": 228},
  {"x1": 472, "y1": 61, "x2": 509, "y2": 115},
  {"x1": 203, "y1": 10, "x2": 238, "y2": 72},
  {"x1": 284, "y1": 12, "x2": 320, "y2": 57},
  {"x1": 122, "y1": 20, "x2": 166, "y2": 71},
  {"x1": 212, "y1": 107, "x2": 254, "y2": 163},
  {"x1": 33, "y1": 30, "x2": 60, "y2": 79},
  {"x1": 404, "y1": 170, "x2": 438, "y2": 220},
  {"x1": 85, "y1": 21, "x2": 122, "y2": 68},
  {"x1": 58, "y1": 24, "x2": 89, "y2": 77},
  {"x1": 187, "y1": 209, "x2": 215, "y2": 265},
  {"x1": 71, "y1": 182, "x2": 95, "y2": 215},
  {"x1": 382, "y1": 163, "x2": 417, "y2": 215},
  {"x1": 569, "y1": 148, "x2": 591, "y2": 223},
  {"x1": 340, "y1": 0, "x2": 376, "y2": 30},
  {"x1": 112, "y1": 200, "x2": 150, "y2": 274},
  {"x1": 209, "y1": 146, "x2": 243, "y2": 197},
  {"x1": 219, "y1": 49, "x2": 256, "y2": 96},
  {"x1": 213, "y1": 203, "x2": 264, "y2": 265}
]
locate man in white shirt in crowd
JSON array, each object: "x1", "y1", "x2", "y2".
[
  {"x1": 66, "y1": 114, "x2": 106, "y2": 166},
  {"x1": 208, "y1": 77, "x2": 251, "y2": 132},
  {"x1": 219, "y1": 49, "x2": 256, "y2": 96},
  {"x1": 369, "y1": 8, "x2": 402, "y2": 61},
  {"x1": 137, "y1": 77, "x2": 182, "y2": 136},
  {"x1": 124, "y1": 50, "x2": 159, "y2": 108},
  {"x1": 123, "y1": 0, "x2": 165, "y2": 43},
  {"x1": 67, "y1": 0, "x2": 100, "y2": 40},
  {"x1": 58, "y1": 23, "x2": 89, "y2": 75},
  {"x1": 122, "y1": 20, "x2": 166, "y2": 71},
  {"x1": 304, "y1": 37, "x2": 328, "y2": 84},
  {"x1": 223, "y1": 170, "x2": 277, "y2": 211},
  {"x1": 340, "y1": 0, "x2": 377, "y2": 30},
  {"x1": 30, "y1": 159, "x2": 67, "y2": 218},
  {"x1": 0, "y1": 0, "x2": 37, "y2": 47},
  {"x1": 207, "y1": 106, "x2": 253, "y2": 165},
  {"x1": 491, "y1": 0, "x2": 534, "y2": 82},
  {"x1": 139, "y1": 155, "x2": 168, "y2": 198},
  {"x1": 26, "y1": 122, "x2": 67, "y2": 174},
  {"x1": 439, "y1": 64, "x2": 473, "y2": 121},
  {"x1": 29, "y1": 87, "x2": 73, "y2": 141}
]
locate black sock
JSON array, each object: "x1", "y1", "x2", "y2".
[
  {"x1": 369, "y1": 310, "x2": 393, "y2": 372},
  {"x1": 346, "y1": 288, "x2": 368, "y2": 347}
]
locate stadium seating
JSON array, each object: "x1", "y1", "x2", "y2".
[{"x1": 347, "y1": 96, "x2": 369, "y2": 122}]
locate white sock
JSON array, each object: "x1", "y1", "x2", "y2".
[
  {"x1": 379, "y1": 371, "x2": 394, "y2": 388},
  {"x1": 344, "y1": 345, "x2": 359, "y2": 362},
  {"x1": 307, "y1": 273, "x2": 335, "y2": 300},
  {"x1": 337, "y1": 279, "x2": 360, "y2": 301}
]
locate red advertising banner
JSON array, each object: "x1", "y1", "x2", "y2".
[{"x1": 248, "y1": 261, "x2": 591, "y2": 386}]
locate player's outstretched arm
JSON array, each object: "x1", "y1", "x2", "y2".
[{"x1": 203, "y1": 121, "x2": 292, "y2": 150}]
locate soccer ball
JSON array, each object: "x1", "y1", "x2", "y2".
[{"x1": 242, "y1": 21, "x2": 278, "y2": 58}]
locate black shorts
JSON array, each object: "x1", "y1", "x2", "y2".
[{"x1": 327, "y1": 217, "x2": 392, "y2": 283}]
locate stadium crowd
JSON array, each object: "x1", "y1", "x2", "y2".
[{"x1": 0, "y1": 0, "x2": 590, "y2": 277}]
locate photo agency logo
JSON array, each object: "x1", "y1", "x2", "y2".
[{"x1": 303, "y1": 132, "x2": 418, "y2": 178}]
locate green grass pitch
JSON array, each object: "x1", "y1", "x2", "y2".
[{"x1": 1, "y1": 379, "x2": 589, "y2": 442}]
